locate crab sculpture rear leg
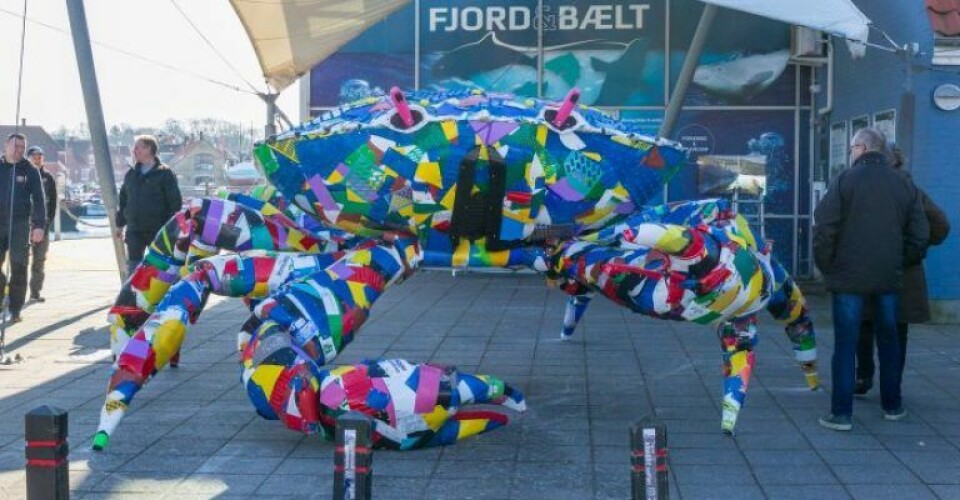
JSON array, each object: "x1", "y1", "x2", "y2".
[
  {"x1": 550, "y1": 206, "x2": 817, "y2": 433},
  {"x1": 95, "y1": 238, "x2": 421, "y2": 450},
  {"x1": 560, "y1": 293, "x2": 593, "y2": 340}
]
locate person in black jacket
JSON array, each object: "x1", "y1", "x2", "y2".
[
  {"x1": 813, "y1": 128, "x2": 929, "y2": 431},
  {"x1": 115, "y1": 135, "x2": 182, "y2": 276},
  {"x1": 26, "y1": 146, "x2": 57, "y2": 302},
  {"x1": 0, "y1": 134, "x2": 47, "y2": 324}
]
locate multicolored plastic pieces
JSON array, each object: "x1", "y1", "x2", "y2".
[
  {"x1": 243, "y1": 355, "x2": 525, "y2": 449},
  {"x1": 96, "y1": 88, "x2": 818, "y2": 452}
]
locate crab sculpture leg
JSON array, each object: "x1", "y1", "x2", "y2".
[
  {"x1": 109, "y1": 193, "x2": 347, "y2": 360},
  {"x1": 94, "y1": 237, "x2": 420, "y2": 450},
  {"x1": 550, "y1": 199, "x2": 817, "y2": 433}
]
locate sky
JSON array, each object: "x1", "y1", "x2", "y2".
[{"x1": 0, "y1": 0, "x2": 300, "y2": 132}]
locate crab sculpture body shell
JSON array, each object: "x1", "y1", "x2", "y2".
[{"x1": 95, "y1": 89, "x2": 817, "y2": 452}]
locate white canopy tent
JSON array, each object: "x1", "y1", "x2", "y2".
[
  {"x1": 230, "y1": 0, "x2": 412, "y2": 92},
  {"x1": 699, "y1": 0, "x2": 871, "y2": 49}
]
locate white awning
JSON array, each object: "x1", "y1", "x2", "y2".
[
  {"x1": 698, "y1": 0, "x2": 871, "y2": 46},
  {"x1": 230, "y1": 0, "x2": 413, "y2": 91}
]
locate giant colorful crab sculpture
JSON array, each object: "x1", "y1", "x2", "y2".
[{"x1": 94, "y1": 88, "x2": 818, "y2": 451}]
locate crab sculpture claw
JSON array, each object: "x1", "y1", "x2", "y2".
[{"x1": 320, "y1": 359, "x2": 525, "y2": 448}]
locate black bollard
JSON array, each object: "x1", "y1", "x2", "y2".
[
  {"x1": 333, "y1": 412, "x2": 373, "y2": 500},
  {"x1": 25, "y1": 406, "x2": 69, "y2": 500},
  {"x1": 630, "y1": 416, "x2": 668, "y2": 500}
]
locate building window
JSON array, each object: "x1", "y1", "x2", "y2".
[{"x1": 933, "y1": 36, "x2": 960, "y2": 65}]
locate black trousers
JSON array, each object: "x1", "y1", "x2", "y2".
[
  {"x1": 124, "y1": 229, "x2": 155, "y2": 276},
  {"x1": 29, "y1": 225, "x2": 50, "y2": 296},
  {"x1": 857, "y1": 320, "x2": 909, "y2": 384},
  {"x1": 0, "y1": 222, "x2": 31, "y2": 315}
]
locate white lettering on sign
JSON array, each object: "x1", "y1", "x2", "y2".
[{"x1": 427, "y1": 5, "x2": 649, "y2": 32}]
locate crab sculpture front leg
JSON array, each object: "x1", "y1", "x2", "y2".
[
  {"x1": 550, "y1": 201, "x2": 817, "y2": 433},
  {"x1": 109, "y1": 194, "x2": 346, "y2": 360},
  {"x1": 96, "y1": 250, "x2": 342, "y2": 449}
]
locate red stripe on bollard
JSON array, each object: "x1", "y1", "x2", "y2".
[
  {"x1": 25, "y1": 406, "x2": 69, "y2": 500},
  {"x1": 26, "y1": 440, "x2": 66, "y2": 448},
  {"x1": 26, "y1": 459, "x2": 67, "y2": 468},
  {"x1": 333, "y1": 412, "x2": 373, "y2": 500}
]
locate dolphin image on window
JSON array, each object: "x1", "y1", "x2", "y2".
[{"x1": 693, "y1": 49, "x2": 791, "y2": 102}]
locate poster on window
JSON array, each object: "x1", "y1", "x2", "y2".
[
  {"x1": 830, "y1": 122, "x2": 848, "y2": 176},
  {"x1": 663, "y1": 110, "x2": 796, "y2": 214},
  {"x1": 308, "y1": 8, "x2": 415, "y2": 107},
  {"x1": 873, "y1": 109, "x2": 896, "y2": 145}
]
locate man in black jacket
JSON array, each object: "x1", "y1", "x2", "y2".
[
  {"x1": 26, "y1": 146, "x2": 57, "y2": 302},
  {"x1": 0, "y1": 134, "x2": 47, "y2": 324},
  {"x1": 813, "y1": 128, "x2": 929, "y2": 431},
  {"x1": 115, "y1": 135, "x2": 182, "y2": 276}
]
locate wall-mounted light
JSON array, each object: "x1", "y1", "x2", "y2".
[{"x1": 933, "y1": 84, "x2": 960, "y2": 111}]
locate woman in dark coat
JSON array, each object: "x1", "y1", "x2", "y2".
[{"x1": 855, "y1": 146, "x2": 951, "y2": 395}]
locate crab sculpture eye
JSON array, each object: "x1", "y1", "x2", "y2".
[
  {"x1": 542, "y1": 88, "x2": 583, "y2": 133},
  {"x1": 386, "y1": 86, "x2": 429, "y2": 133}
]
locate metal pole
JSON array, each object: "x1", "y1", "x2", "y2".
[
  {"x1": 66, "y1": 0, "x2": 126, "y2": 281},
  {"x1": 262, "y1": 93, "x2": 278, "y2": 138},
  {"x1": 658, "y1": 3, "x2": 719, "y2": 138},
  {"x1": 54, "y1": 174, "x2": 63, "y2": 241}
]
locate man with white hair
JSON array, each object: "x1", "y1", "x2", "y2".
[{"x1": 813, "y1": 127, "x2": 929, "y2": 430}]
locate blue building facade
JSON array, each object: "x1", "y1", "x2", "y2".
[{"x1": 302, "y1": 0, "x2": 959, "y2": 320}]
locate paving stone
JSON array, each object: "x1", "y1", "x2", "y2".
[
  {"x1": 930, "y1": 485, "x2": 960, "y2": 499},
  {"x1": 374, "y1": 458, "x2": 436, "y2": 477},
  {"x1": 667, "y1": 443, "x2": 748, "y2": 465},
  {"x1": 909, "y1": 466, "x2": 960, "y2": 484},
  {"x1": 255, "y1": 473, "x2": 333, "y2": 496},
  {"x1": 422, "y1": 478, "x2": 513, "y2": 499},
  {"x1": 761, "y1": 485, "x2": 852, "y2": 499},
  {"x1": 846, "y1": 484, "x2": 938, "y2": 499},
  {"x1": 753, "y1": 463, "x2": 838, "y2": 485},
  {"x1": 819, "y1": 449, "x2": 902, "y2": 466},
  {"x1": 117, "y1": 455, "x2": 206, "y2": 475},
  {"x1": 197, "y1": 456, "x2": 284, "y2": 475},
  {"x1": 743, "y1": 449, "x2": 825, "y2": 466},
  {"x1": 671, "y1": 464, "x2": 755, "y2": 485},
  {"x1": 677, "y1": 483, "x2": 766, "y2": 500},
  {"x1": 832, "y1": 465, "x2": 922, "y2": 485},
  {"x1": 433, "y1": 459, "x2": 514, "y2": 479},
  {"x1": 92, "y1": 473, "x2": 186, "y2": 494},
  {"x1": 178, "y1": 473, "x2": 268, "y2": 495}
]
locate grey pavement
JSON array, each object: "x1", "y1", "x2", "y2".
[{"x1": 0, "y1": 238, "x2": 959, "y2": 499}]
